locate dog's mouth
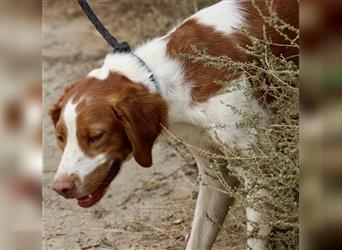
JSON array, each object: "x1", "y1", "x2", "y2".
[{"x1": 77, "y1": 161, "x2": 121, "y2": 208}]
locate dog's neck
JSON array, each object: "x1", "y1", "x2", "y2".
[
  {"x1": 88, "y1": 35, "x2": 216, "y2": 129},
  {"x1": 88, "y1": 37, "x2": 181, "y2": 98},
  {"x1": 134, "y1": 38, "x2": 187, "y2": 98},
  {"x1": 87, "y1": 50, "x2": 159, "y2": 93},
  {"x1": 88, "y1": 37, "x2": 190, "y2": 112}
]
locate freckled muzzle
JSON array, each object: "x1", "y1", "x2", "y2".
[{"x1": 52, "y1": 161, "x2": 121, "y2": 208}]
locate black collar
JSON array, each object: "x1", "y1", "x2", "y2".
[{"x1": 130, "y1": 53, "x2": 158, "y2": 92}]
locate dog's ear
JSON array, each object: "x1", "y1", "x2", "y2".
[
  {"x1": 49, "y1": 84, "x2": 75, "y2": 127},
  {"x1": 112, "y1": 85, "x2": 167, "y2": 167}
]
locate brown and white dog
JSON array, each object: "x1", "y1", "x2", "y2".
[{"x1": 50, "y1": 1, "x2": 298, "y2": 249}]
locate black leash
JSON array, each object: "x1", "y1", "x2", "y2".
[
  {"x1": 78, "y1": 0, "x2": 130, "y2": 52},
  {"x1": 77, "y1": 0, "x2": 158, "y2": 91}
]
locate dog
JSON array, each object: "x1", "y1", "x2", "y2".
[{"x1": 50, "y1": 1, "x2": 298, "y2": 249}]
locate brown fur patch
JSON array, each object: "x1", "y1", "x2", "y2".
[
  {"x1": 49, "y1": 83, "x2": 76, "y2": 127},
  {"x1": 69, "y1": 172, "x2": 82, "y2": 189},
  {"x1": 55, "y1": 120, "x2": 67, "y2": 150},
  {"x1": 82, "y1": 162, "x2": 111, "y2": 194},
  {"x1": 50, "y1": 72, "x2": 168, "y2": 171},
  {"x1": 167, "y1": 19, "x2": 243, "y2": 103},
  {"x1": 166, "y1": 0, "x2": 298, "y2": 104}
]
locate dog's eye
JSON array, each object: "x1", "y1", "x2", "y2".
[
  {"x1": 88, "y1": 132, "x2": 104, "y2": 144},
  {"x1": 57, "y1": 134, "x2": 64, "y2": 143}
]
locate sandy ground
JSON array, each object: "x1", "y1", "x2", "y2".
[{"x1": 43, "y1": 1, "x2": 244, "y2": 249}]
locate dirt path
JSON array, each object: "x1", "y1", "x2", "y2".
[{"x1": 43, "y1": 1, "x2": 243, "y2": 249}]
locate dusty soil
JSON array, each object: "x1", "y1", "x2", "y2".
[{"x1": 43, "y1": 1, "x2": 244, "y2": 249}]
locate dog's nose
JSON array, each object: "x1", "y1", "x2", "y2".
[{"x1": 52, "y1": 177, "x2": 75, "y2": 198}]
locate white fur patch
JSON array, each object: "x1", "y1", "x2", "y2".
[
  {"x1": 135, "y1": 39, "x2": 207, "y2": 125},
  {"x1": 193, "y1": 0, "x2": 245, "y2": 35},
  {"x1": 246, "y1": 191, "x2": 270, "y2": 250},
  {"x1": 54, "y1": 99, "x2": 106, "y2": 183},
  {"x1": 247, "y1": 238, "x2": 267, "y2": 250},
  {"x1": 87, "y1": 37, "x2": 204, "y2": 126},
  {"x1": 88, "y1": 52, "x2": 158, "y2": 92}
]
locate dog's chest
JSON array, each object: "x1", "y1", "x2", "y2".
[{"x1": 166, "y1": 78, "x2": 268, "y2": 152}]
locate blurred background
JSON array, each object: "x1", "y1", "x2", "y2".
[
  {"x1": 0, "y1": 0, "x2": 41, "y2": 249},
  {"x1": 301, "y1": 0, "x2": 342, "y2": 249}
]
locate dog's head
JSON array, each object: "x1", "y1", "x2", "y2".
[{"x1": 50, "y1": 72, "x2": 167, "y2": 207}]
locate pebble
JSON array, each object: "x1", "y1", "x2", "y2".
[
  {"x1": 175, "y1": 235, "x2": 184, "y2": 241},
  {"x1": 172, "y1": 219, "x2": 183, "y2": 225}
]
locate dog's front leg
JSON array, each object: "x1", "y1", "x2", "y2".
[
  {"x1": 246, "y1": 190, "x2": 270, "y2": 250},
  {"x1": 186, "y1": 182, "x2": 233, "y2": 250},
  {"x1": 186, "y1": 151, "x2": 237, "y2": 250}
]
